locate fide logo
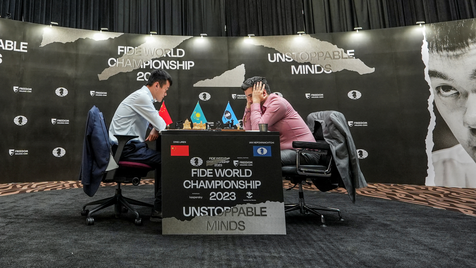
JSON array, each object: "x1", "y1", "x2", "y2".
[
  {"x1": 52, "y1": 147, "x2": 66, "y2": 157},
  {"x1": 348, "y1": 90, "x2": 362, "y2": 100},
  {"x1": 14, "y1": 115, "x2": 28, "y2": 126},
  {"x1": 357, "y1": 149, "x2": 368, "y2": 159},
  {"x1": 199, "y1": 92, "x2": 211, "y2": 101},
  {"x1": 55, "y1": 87, "x2": 68, "y2": 97},
  {"x1": 190, "y1": 157, "x2": 203, "y2": 167},
  {"x1": 256, "y1": 147, "x2": 268, "y2": 156}
]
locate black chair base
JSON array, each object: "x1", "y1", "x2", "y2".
[
  {"x1": 81, "y1": 183, "x2": 153, "y2": 226},
  {"x1": 285, "y1": 180, "x2": 343, "y2": 227}
]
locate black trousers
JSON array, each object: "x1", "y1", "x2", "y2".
[{"x1": 121, "y1": 141, "x2": 162, "y2": 211}]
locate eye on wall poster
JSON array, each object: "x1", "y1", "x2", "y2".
[{"x1": 1, "y1": 18, "x2": 473, "y2": 189}]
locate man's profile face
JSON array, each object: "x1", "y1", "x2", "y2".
[
  {"x1": 428, "y1": 43, "x2": 476, "y2": 161},
  {"x1": 153, "y1": 80, "x2": 170, "y2": 102},
  {"x1": 244, "y1": 87, "x2": 253, "y2": 106}
]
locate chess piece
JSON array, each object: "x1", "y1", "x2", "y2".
[{"x1": 183, "y1": 119, "x2": 191, "y2": 129}]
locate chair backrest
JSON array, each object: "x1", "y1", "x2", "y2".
[
  {"x1": 306, "y1": 110, "x2": 367, "y2": 202},
  {"x1": 312, "y1": 120, "x2": 325, "y2": 141},
  {"x1": 80, "y1": 105, "x2": 112, "y2": 197}
]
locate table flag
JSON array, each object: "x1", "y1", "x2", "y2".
[{"x1": 159, "y1": 101, "x2": 173, "y2": 125}]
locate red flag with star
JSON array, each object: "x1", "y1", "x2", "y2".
[
  {"x1": 170, "y1": 145, "x2": 189, "y2": 156},
  {"x1": 159, "y1": 102, "x2": 173, "y2": 126}
]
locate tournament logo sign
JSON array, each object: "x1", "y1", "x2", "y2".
[
  {"x1": 190, "y1": 157, "x2": 203, "y2": 167},
  {"x1": 52, "y1": 147, "x2": 66, "y2": 157},
  {"x1": 348, "y1": 90, "x2": 362, "y2": 100},
  {"x1": 14, "y1": 116, "x2": 27, "y2": 126},
  {"x1": 357, "y1": 149, "x2": 368, "y2": 159},
  {"x1": 9, "y1": 149, "x2": 28, "y2": 156},
  {"x1": 253, "y1": 146, "x2": 271, "y2": 157},
  {"x1": 232, "y1": 94, "x2": 246, "y2": 100},
  {"x1": 13, "y1": 86, "x2": 32, "y2": 93},
  {"x1": 90, "y1": 91, "x2": 108, "y2": 97},
  {"x1": 55, "y1": 87, "x2": 68, "y2": 97},
  {"x1": 199, "y1": 92, "x2": 211, "y2": 101}
]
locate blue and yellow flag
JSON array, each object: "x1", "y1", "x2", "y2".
[
  {"x1": 222, "y1": 102, "x2": 239, "y2": 126},
  {"x1": 191, "y1": 101, "x2": 207, "y2": 123}
]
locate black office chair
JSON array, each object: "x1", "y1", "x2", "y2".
[
  {"x1": 282, "y1": 111, "x2": 365, "y2": 226},
  {"x1": 80, "y1": 107, "x2": 154, "y2": 226}
]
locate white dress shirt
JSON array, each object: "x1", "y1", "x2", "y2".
[{"x1": 109, "y1": 86, "x2": 166, "y2": 145}]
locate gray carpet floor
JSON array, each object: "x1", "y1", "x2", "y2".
[{"x1": 0, "y1": 184, "x2": 475, "y2": 267}]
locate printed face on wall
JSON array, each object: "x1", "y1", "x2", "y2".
[{"x1": 428, "y1": 43, "x2": 476, "y2": 162}]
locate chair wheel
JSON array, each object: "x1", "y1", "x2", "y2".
[
  {"x1": 81, "y1": 209, "x2": 89, "y2": 216},
  {"x1": 86, "y1": 217, "x2": 94, "y2": 225},
  {"x1": 135, "y1": 218, "x2": 142, "y2": 226}
]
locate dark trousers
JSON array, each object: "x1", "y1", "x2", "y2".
[{"x1": 121, "y1": 141, "x2": 162, "y2": 211}]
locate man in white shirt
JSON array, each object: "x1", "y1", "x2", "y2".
[
  {"x1": 109, "y1": 69, "x2": 172, "y2": 220},
  {"x1": 426, "y1": 20, "x2": 476, "y2": 188}
]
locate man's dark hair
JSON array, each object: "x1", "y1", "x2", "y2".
[
  {"x1": 427, "y1": 19, "x2": 476, "y2": 55},
  {"x1": 241, "y1": 76, "x2": 271, "y2": 94},
  {"x1": 147, "y1": 69, "x2": 173, "y2": 87}
]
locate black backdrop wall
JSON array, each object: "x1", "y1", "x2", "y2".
[
  {"x1": 1, "y1": 17, "x2": 435, "y2": 186},
  {"x1": 2, "y1": 0, "x2": 476, "y2": 36},
  {"x1": 3, "y1": 10, "x2": 476, "y2": 189}
]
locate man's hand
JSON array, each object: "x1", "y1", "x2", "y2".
[
  {"x1": 252, "y1": 81, "x2": 266, "y2": 104},
  {"x1": 145, "y1": 128, "x2": 160, "y2": 141},
  {"x1": 246, "y1": 99, "x2": 251, "y2": 109}
]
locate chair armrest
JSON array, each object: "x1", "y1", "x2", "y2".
[
  {"x1": 104, "y1": 135, "x2": 139, "y2": 182},
  {"x1": 293, "y1": 140, "x2": 330, "y2": 150},
  {"x1": 292, "y1": 140, "x2": 333, "y2": 178},
  {"x1": 113, "y1": 135, "x2": 139, "y2": 163}
]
